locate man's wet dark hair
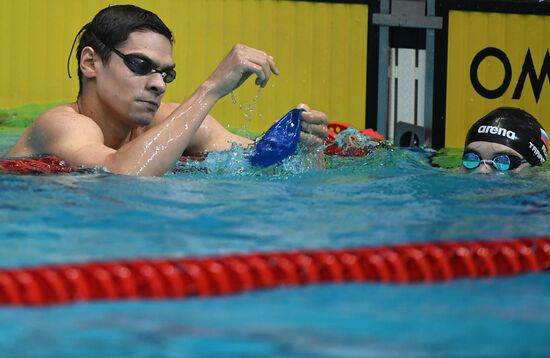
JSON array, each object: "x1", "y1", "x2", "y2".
[{"x1": 69, "y1": 5, "x2": 174, "y2": 98}]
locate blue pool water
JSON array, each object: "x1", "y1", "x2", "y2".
[{"x1": 0, "y1": 130, "x2": 549, "y2": 357}]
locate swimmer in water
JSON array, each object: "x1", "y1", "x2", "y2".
[
  {"x1": 462, "y1": 107, "x2": 548, "y2": 173},
  {"x1": 6, "y1": 5, "x2": 329, "y2": 176}
]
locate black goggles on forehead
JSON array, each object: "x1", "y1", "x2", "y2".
[{"x1": 110, "y1": 47, "x2": 176, "y2": 83}]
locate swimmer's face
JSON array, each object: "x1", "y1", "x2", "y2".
[
  {"x1": 94, "y1": 31, "x2": 175, "y2": 127},
  {"x1": 463, "y1": 141, "x2": 530, "y2": 174}
]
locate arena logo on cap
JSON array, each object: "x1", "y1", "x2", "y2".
[{"x1": 477, "y1": 125, "x2": 518, "y2": 140}]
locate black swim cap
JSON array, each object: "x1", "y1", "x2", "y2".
[{"x1": 464, "y1": 107, "x2": 548, "y2": 166}]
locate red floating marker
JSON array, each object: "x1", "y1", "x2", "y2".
[
  {"x1": 324, "y1": 122, "x2": 384, "y2": 157},
  {"x1": 0, "y1": 155, "x2": 73, "y2": 174}
]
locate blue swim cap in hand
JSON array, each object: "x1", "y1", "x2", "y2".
[{"x1": 249, "y1": 108, "x2": 303, "y2": 167}]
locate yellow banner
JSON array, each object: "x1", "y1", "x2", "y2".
[{"x1": 445, "y1": 10, "x2": 550, "y2": 148}]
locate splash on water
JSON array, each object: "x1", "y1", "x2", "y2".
[
  {"x1": 173, "y1": 140, "x2": 438, "y2": 179},
  {"x1": 173, "y1": 142, "x2": 326, "y2": 178}
]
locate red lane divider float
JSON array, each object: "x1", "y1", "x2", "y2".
[
  {"x1": 325, "y1": 122, "x2": 384, "y2": 157},
  {"x1": 326, "y1": 122, "x2": 384, "y2": 142},
  {"x1": 0, "y1": 155, "x2": 208, "y2": 175},
  {"x1": 0, "y1": 237, "x2": 548, "y2": 306},
  {"x1": 0, "y1": 155, "x2": 73, "y2": 174}
]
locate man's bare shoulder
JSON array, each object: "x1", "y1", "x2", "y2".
[
  {"x1": 34, "y1": 104, "x2": 98, "y2": 130},
  {"x1": 157, "y1": 102, "x2": 216, "y2": 126},
  {"x1": 33, "y1": 104, "x2": 102, "y2": 141},
  {"x1": 7, "y1": 103, "x2": 103, "y2": 157}
]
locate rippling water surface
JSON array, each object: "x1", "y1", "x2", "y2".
[{"x1": 0, "y1": 131, "x2": 549, "y2": 357}]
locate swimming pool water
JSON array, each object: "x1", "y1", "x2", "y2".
[{"x1": 0, "y1": 130, "x2": 549, "y2": 357}]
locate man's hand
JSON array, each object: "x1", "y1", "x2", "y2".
[
  {"x1": 297, "y1": 104, "x2": 329, "y2": 149},
  {"x1": 205, "y1": 44, "x2": 279, "y2": 99}
]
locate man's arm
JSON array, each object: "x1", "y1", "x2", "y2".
[{"x1": 157, "y1": 102, "x2": 253, "y2": 155}]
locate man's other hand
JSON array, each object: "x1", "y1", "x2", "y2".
[{"x1": 297, "y1": 104, "x2": 329, "y2": 149}]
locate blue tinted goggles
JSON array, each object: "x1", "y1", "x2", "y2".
[{"x1": 462, "y1": 152, "x2": 527, "y2": 171}]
